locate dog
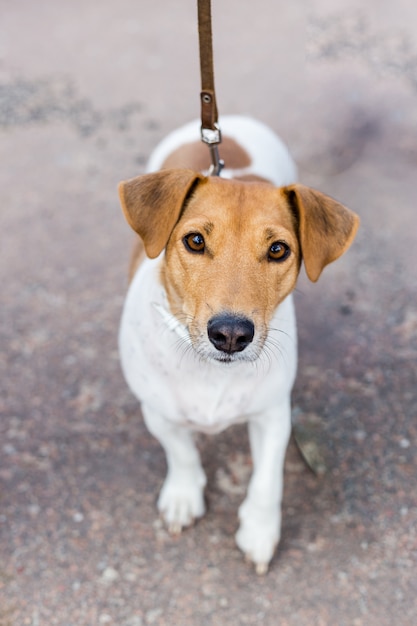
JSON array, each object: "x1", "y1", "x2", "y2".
[{"x1": 118, "y1": 115, "x2": 359, "y2": 574}]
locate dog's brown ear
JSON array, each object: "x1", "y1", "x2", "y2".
[
  {"x1": 283, "y1": 184, "x2": 360, "y2": 282},
  {"x1": 118, "y1": 169, "x2": 205, "y2": 258}
]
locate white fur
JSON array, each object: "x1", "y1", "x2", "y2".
[{"x1": 119, "y1": 115, "x2": 298, "y2": 572}]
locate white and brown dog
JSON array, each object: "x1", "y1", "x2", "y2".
[{"x1": 118, "y1": 116, "x2": 359, "y2": 574}]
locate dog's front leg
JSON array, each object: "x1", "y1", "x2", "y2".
[
  {"x1": 141, "y1": 405, "x2": 207, "y2": 534},
  {"x1": 236, "y1": 400, "x2": 291, "y2": 574}
]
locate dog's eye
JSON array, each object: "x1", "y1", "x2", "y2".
[
  {"x1": 183, "y1": 232, "x2": 205, "y2": 254},
  {"x1": 268, "y1": 241, "x2": 290, "y2": 262}
]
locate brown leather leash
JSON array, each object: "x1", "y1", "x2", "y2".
[{"x1": 197, "y1": 0, "x2": 224, "y2": 175}]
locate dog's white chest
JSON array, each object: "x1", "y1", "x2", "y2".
[{"x1": 119, "y1": 257, "x2": 297, "y2": 433}]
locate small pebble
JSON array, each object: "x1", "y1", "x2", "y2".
[
  {"x1": 146, "y1": 608, "x2": 163, "y2": 624},
  {"x1": 3, "y1": 444, "x2": 16, "y2": 455},
  {"x1": 28, "y1": 504, "x2": 40, "y2": 517},
  {"x1": 101, "y1": 567, "x2": 120, "y2": 584},
  {"x1": 124, "y1": 618, "x2": 143, "y2": 626}
]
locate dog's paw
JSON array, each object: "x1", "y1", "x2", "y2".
[
  {"x1": 235, "y1": 499, "x2": 281, "y2": 575},
  {"x1": 157, "y1": 473, "x2": 206, "y2": 534}
]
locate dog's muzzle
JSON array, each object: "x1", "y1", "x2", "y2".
[{"x1": 207, "y1": 314, "x2": 255, "y2": 355}]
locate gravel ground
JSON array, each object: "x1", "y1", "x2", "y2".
[{"x1": 1, "y1": 1, "x2": 417, "y2": 624}]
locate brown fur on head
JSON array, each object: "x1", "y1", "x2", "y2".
[{"x1": 119, "y1": 170, "x2": 359, "y2": 358}]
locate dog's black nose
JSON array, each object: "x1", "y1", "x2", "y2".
[{"x1": 207, "y1": 314, "x2": 255, "y2": 354}]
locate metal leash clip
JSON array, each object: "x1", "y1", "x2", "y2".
[{"x1": 201, "y1": 123, "x2": 224, "y2": 176}]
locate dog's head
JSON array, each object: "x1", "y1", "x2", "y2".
[{"x1": 119, "y1": 170, "x2": 359, "y2": 363}]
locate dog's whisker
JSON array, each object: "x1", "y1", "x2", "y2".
[
  {"x1": 267, "y1": 322, "x2": 293, "y2": 340},
  {"x1": 265, "y1": 334, "x2": 286, "y2": 352},
  {"x1": 266, "y1": 337, "x2": 288, "y2": 363},
  {"x1": 173, "y1": 338, "x2": 193, "y2": 365}
]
